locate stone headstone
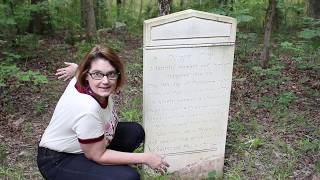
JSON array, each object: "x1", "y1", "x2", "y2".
[{"x1": 143, "y1": 9, "x2": 237, "y2": 178}]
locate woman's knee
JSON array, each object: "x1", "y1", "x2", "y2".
[
  {"x1": 119, "y1": 122, "x2": 145, "y2": 142},
  {"x1": 107, "y1": 166, "x2": 140, "y2": 180},
  {"x1": 131, "y1": 122, "x2": 145, "y2": 141},
  {"x1": 125, "y1": 169, "x2": 140, "y2": 180}
]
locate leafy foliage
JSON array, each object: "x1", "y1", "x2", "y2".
[
  {"x1": 0, "y1": 0, "x2": 319, "y2": 179},
  {"x1": 0, "y1": 51, "x2": 48, "y2": 87},
  {"x1": 118, "y1": 97, "x2": 142, "y2": 122},
  {"x1": 298, "y1": 28, "x2": 320, "y2": 39},
  {"x1": 0, "y1": 165, "x2": 24, "y2": 180},
  {"x1": 0, "y1": 63, "x2": 48, "y2": 86},
  {"x1": 73, "y1": 40, "x2": 92, "y2": 63},
  {"x1": 207, "y1": 170, "x2": 218, "y2": 179}
]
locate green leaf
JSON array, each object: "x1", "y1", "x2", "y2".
[
  {"x1": 207, "y1": 170, "x2": 218, "y2": 178},
  {"x1": 278, "y1": 92, "x2": 297, "y2": 106},
  {"x1": 0, "y1": 18, "x2": 16, "y2": 26},
  {"x1": 242, "y1": 137, "x2": 264, "y2": 149},
  {"x1": 297, "y1": 28, "x2": 320, "y2": 39},
  {"x1": 236, "y1": 15, "x2": 254, "y2": 23}
]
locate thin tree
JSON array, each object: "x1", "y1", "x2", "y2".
[
  {"x1": 308, "y1": 0, "x2": 320, "y2": 19},
  {"x1": 81, "y1": 0, "x2": 85, "y2": 28},
  {"x1": 2, "y1": 0, "x2": 17, "y2": 44},
  {"x1": 217, "y1": 0, "x2": 228, "y2": 6},
  {"x1": 261, "y1": 0, "x2": 277, "y2": 67},
  {"x1": 129, "y1": 0, "x2": 135, "y2": 17},
  {"x1": 28, "y1": 0, "x2": 52, "y2": 34},
  {"x1": 158, "y1": 0, "x2": 172, "y2": 16},
  {"x1": 180, "y1": 0, "x2": 188, "y2": 10},
  {"x1": 81, "y1": 0, "x2": 96, "y2": 41},
  {"x1": 94, "y1": 0, "x2": 100, "y2": 29},
  {"x1": 138, "y1": 0, "x2": 143, "y2": 22},
  {"x1": 117, "y1": 0, "x2": 122, "y2": 19},
  {"x1": 105, "y1": 0, "x2": 113, "y2": 26}
]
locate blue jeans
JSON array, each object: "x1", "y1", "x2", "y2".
[{"x1": 37, "y1": 122, "x2": 145, "y2": 180}]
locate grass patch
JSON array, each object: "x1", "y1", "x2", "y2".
[
  {"x1": 105, "y1": 39, "x2": 124, "y2": 52},
  {"x1": 118, "y1": 97, "x2": 142, "y2": 122},
  {"x1": 23, "y1": 121, "x2": 34, "y2": 137},
  {"x1": 0, "y1": 165, "x2": 24, "y2": 180},
  {"x1": 224, "y1": 160, "x2": 245, "y2": 179},
  {"x1": 33, "y1": 98, "x2": 48, "y2": 115}
]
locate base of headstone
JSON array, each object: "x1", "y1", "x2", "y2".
[{"x1": 171, "y1": 157, "x2": 224, "y2": 179}]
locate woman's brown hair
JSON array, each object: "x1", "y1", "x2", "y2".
[{"x1": 76, "y1": 45, "x2": 125, "y2": 91}]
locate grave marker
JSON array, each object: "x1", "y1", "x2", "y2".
[{"x1": 143, "y1": 9, "x2": 237, "y2": 178}]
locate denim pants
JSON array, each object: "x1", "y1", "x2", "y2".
[{"x1": 37, "y1": 122, "x2": 145, "y2": 180}]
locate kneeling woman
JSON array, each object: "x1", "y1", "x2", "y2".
[{"x1": 37, "y1": 45, "x2": 168, "y2": 180}]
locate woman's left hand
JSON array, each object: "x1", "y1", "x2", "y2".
[
  {"x1": 145, "y1": 153, "x2": 169, "y2": 174},
  {"x1": 55, "y1": 62, "x2": 78, "y2": 81}
]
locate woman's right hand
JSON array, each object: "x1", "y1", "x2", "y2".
[
  {"x1": 55, "y1": 62, "x2": 78, "y2": 81},
  {"x1": 145, "y1": 153, "x2": 170, "y2": 174}
]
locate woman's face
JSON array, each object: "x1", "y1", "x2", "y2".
[{"x1": 86, "y1": 58, "x2": 117, "y2": 102}]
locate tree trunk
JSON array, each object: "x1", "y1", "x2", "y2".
[
  {"x1": 2, "y1": 0, "x2": 17, "y2": 45},
  {"x1": 129, "y1": 0, "x2": 135, "y2": 16},
  {"x1": 228, "y1": 0, "x2": 234, "y2": 11},
  {"x1": 217, "y1": 0, "x2": 227, "y2": 6},
  {"x1": 308, "y1": 0, "x2": 320, "y2": 19},
  {"x1": 28, "y1": 0, "x2": 52, "y2": 34},
  {"x1": 81, "y1": 0, "x2": 96, "y2": 41},
  {"x1": 80, "y1": 0, "x2": 85, "y2": 28},
  {"x1": 180, "y1": 0, "x2": 188, "y2": 10},
  {"x1": 138, "y1": 0, "x2": 143, "y2": 22},
  {"x1": 106, "y1": 0, "x2": 113, "y2": 25},
  {"x1": 117, "y1": 0, "x2": 122, "y2": 19},
  {"x1": 94, "y1": 0, "x2": 100, "y2": 29},
  {"x1": 158, "y1": 0, "x2": 172, "y2": 16},
  {"x1": 261, "y1": 0, "x2": 276, "y2": 67}
]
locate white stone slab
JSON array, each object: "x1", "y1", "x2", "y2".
[
  {"x1": 143, "y1": 9, "x2": 236, "y2": 178},
  {"x1": 144, "y1": 9, "x2": 236, "y2": 48}
]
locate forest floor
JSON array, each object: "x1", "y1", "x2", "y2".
[{"x1": 0, "y1": 31, "x2": 319, "y2": 179}]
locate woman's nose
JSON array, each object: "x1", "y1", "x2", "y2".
[{"x1": 101, "y1": 76, "x2": 110, "y2": 84}]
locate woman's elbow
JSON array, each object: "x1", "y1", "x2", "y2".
[
  {"x1": 84, "y1": 152, "x2": 103, "y2": 164},
  {"x1": 80, "y1": 141, "x2": 107, "y2": 164}
]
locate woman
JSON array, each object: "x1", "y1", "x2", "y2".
[{"x1": 37, "y1": 45, "x2": 169, "y2": 180}]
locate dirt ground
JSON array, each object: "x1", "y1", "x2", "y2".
[{"x1": 0, "y1": 32, "x2": 319, "y2": 179}]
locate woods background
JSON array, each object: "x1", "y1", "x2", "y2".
[{"x1": 0, "y1": 0, "x2": 319, "y2": 179}]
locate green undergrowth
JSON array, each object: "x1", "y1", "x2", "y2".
[
  {"x1": 0, "y1": 22, "x2": 319, "y2": 179},
  {"x1": 118, "y1": 48, "x2": 143, "y2": 123},
  {"x1": 114, "y1": 29, "x2": 319, "y2": 179},
  {"x1": 0, "y1": 53, "x2": 48, "y2": 86},
  {"x1": 223, "y1": 29, "x2": 319, "y2": 179},
  {"x1": 118, "y1": 97, "x2": 143, "y2": 122},
  {"x1": 0, "y1": 165, "x2": 24, "y2": 180}
]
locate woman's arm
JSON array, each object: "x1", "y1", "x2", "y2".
[
  {"x1": 55, "y1": 62, "x2": 78, "y2": 81},
  {"x1": 80, "y1": 138, "x2": 169, "y2": 174}
]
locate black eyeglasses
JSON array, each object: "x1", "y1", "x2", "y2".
[{"x1": 88, "y1": 71, "x2": 120, "y2": 80}]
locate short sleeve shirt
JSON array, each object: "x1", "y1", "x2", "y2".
[{"x1": 39, "y1": 77, "x2": 119, "y2": 153}]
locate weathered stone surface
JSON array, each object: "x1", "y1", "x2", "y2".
[{"x1": 143, "y1": 9, "x2": 237, "y2": 178}]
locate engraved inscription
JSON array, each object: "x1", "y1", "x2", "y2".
[{"x1": 144, "y1": 46, "x2": 233, "y2": 157}]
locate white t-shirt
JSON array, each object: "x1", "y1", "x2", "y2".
[{"x1": 39, "y1": 77, "x2": 119, "y2": 153}]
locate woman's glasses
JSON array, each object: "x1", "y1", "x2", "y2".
[{"x1": 88, "y1": 71, "x2": 120, "y2": 80}]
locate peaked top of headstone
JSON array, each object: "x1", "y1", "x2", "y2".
[
  {"x1": 144, "y1": 9, "x2": 237, "y2": 48},
  {"x1": 144, "y1": 9, "x2": 236, "y2": 24}
]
